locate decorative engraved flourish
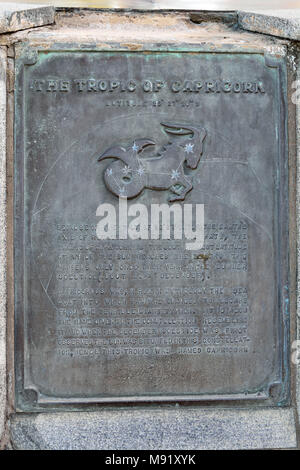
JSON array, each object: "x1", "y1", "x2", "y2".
[{"x1": 97, "y1": 122, "x2": 207, "y2": 202}]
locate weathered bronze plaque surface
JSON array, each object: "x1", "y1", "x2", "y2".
[{"x1": 15, "y1": 50, "x2": 289, "y2": 410}]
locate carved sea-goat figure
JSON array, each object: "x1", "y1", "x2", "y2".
[{"x1": 98, "y1": 122, "x2": 207, "y2": 202}]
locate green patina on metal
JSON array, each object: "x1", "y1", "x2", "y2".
[{"x1": 14, "y1": 48, "x2": 290, "y2": 411}]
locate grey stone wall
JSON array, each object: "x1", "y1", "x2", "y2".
[
  {"x1": 296, "y1": 51, "x2": 300, "y2": 424},
  {"x1": 0, "y1": 46, "x2": 6, "y2": 450},
  {"x1": 0, "y1": 5, "x2": 299, "y2": 450}
]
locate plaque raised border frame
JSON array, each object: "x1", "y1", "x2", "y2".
[{"x1": 14, "y1": 44, "x2": 291, "y2": 411}]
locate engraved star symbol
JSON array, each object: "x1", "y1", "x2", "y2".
[
  {"x1": 122, "y1": 166, "x2": 131, "y2": 175},
  {"x1": 184, "y1": 143, "x2": 194, "y2": 154},
  {"x1": 106, "y1": 168, "x2": 113, "y2": 176},
  {"x1": 137, "y1": 166, "x2": 146, "y2": 176},
  {"x1": 132, "y1": 142, "x2": 139, "y2": 152},
  {"x1": 171, "y1": 169, "x2": 180, "y2": 180}
]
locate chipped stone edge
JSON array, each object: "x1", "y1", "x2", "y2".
[
  {"x1": 0, "y1": 46, "x2": 7, "y2": 449},
  {"x1": 0, "y1": 6, "x2": 300, "y2": 41},
  {"x1": 0, "y1": 4, "x2": 55, "y2": 35},
  {"x1": 238, "y1": 11, "x2": 300, "y2": 41}
]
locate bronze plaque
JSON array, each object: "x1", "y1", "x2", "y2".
[{"x1": 15, "y1": 50, "x2": 289, "y2": 410}]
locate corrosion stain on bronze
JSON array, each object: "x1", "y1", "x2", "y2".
[{"x1": 196, "y1": 253, "x2": 210, "y2": 269}]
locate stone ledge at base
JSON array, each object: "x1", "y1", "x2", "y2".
[
  {"x1": 9, "y1": 407, "x2": 297, "y2": 450},
  {"x1": 238, "y1": 9, "x2": 300, "y2": 40},
  {"x1": 0, "y1": 3, "x2": 55, "y2": 34}
]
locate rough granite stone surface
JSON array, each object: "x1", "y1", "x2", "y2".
[
  {"x1": 0, "y1": 46, "x2": 6, "y2": 448},
  {"x1": 238, "y1": 9, "x2": 300, "y2": 40},
  {"x1": 10, "y1": 408, "x2": 297, "y2": 450},
  {"x1": 0, "y1": 2, "x2": 55, "y2": 34}
]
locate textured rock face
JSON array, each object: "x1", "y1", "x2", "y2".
[
  {"x1": 0, "y1": 3, "x2": 54, "y2": 449},
  {"x1": 238, "y1": 9, "x2": 300, "y2": 40},
  {"x1": 0, "y1": 46, "x2": 6, "y2": 450},
  {"x1": 0, "y1": 3, "x2": 55, "y2": 34}
]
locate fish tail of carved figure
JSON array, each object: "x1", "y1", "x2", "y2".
[
  {"x1": 132, "y1": 139, "x2": 156, "y2": 153},
  {"x1": 98, "y1": 146, "x2": 132, "y2": 166}
]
